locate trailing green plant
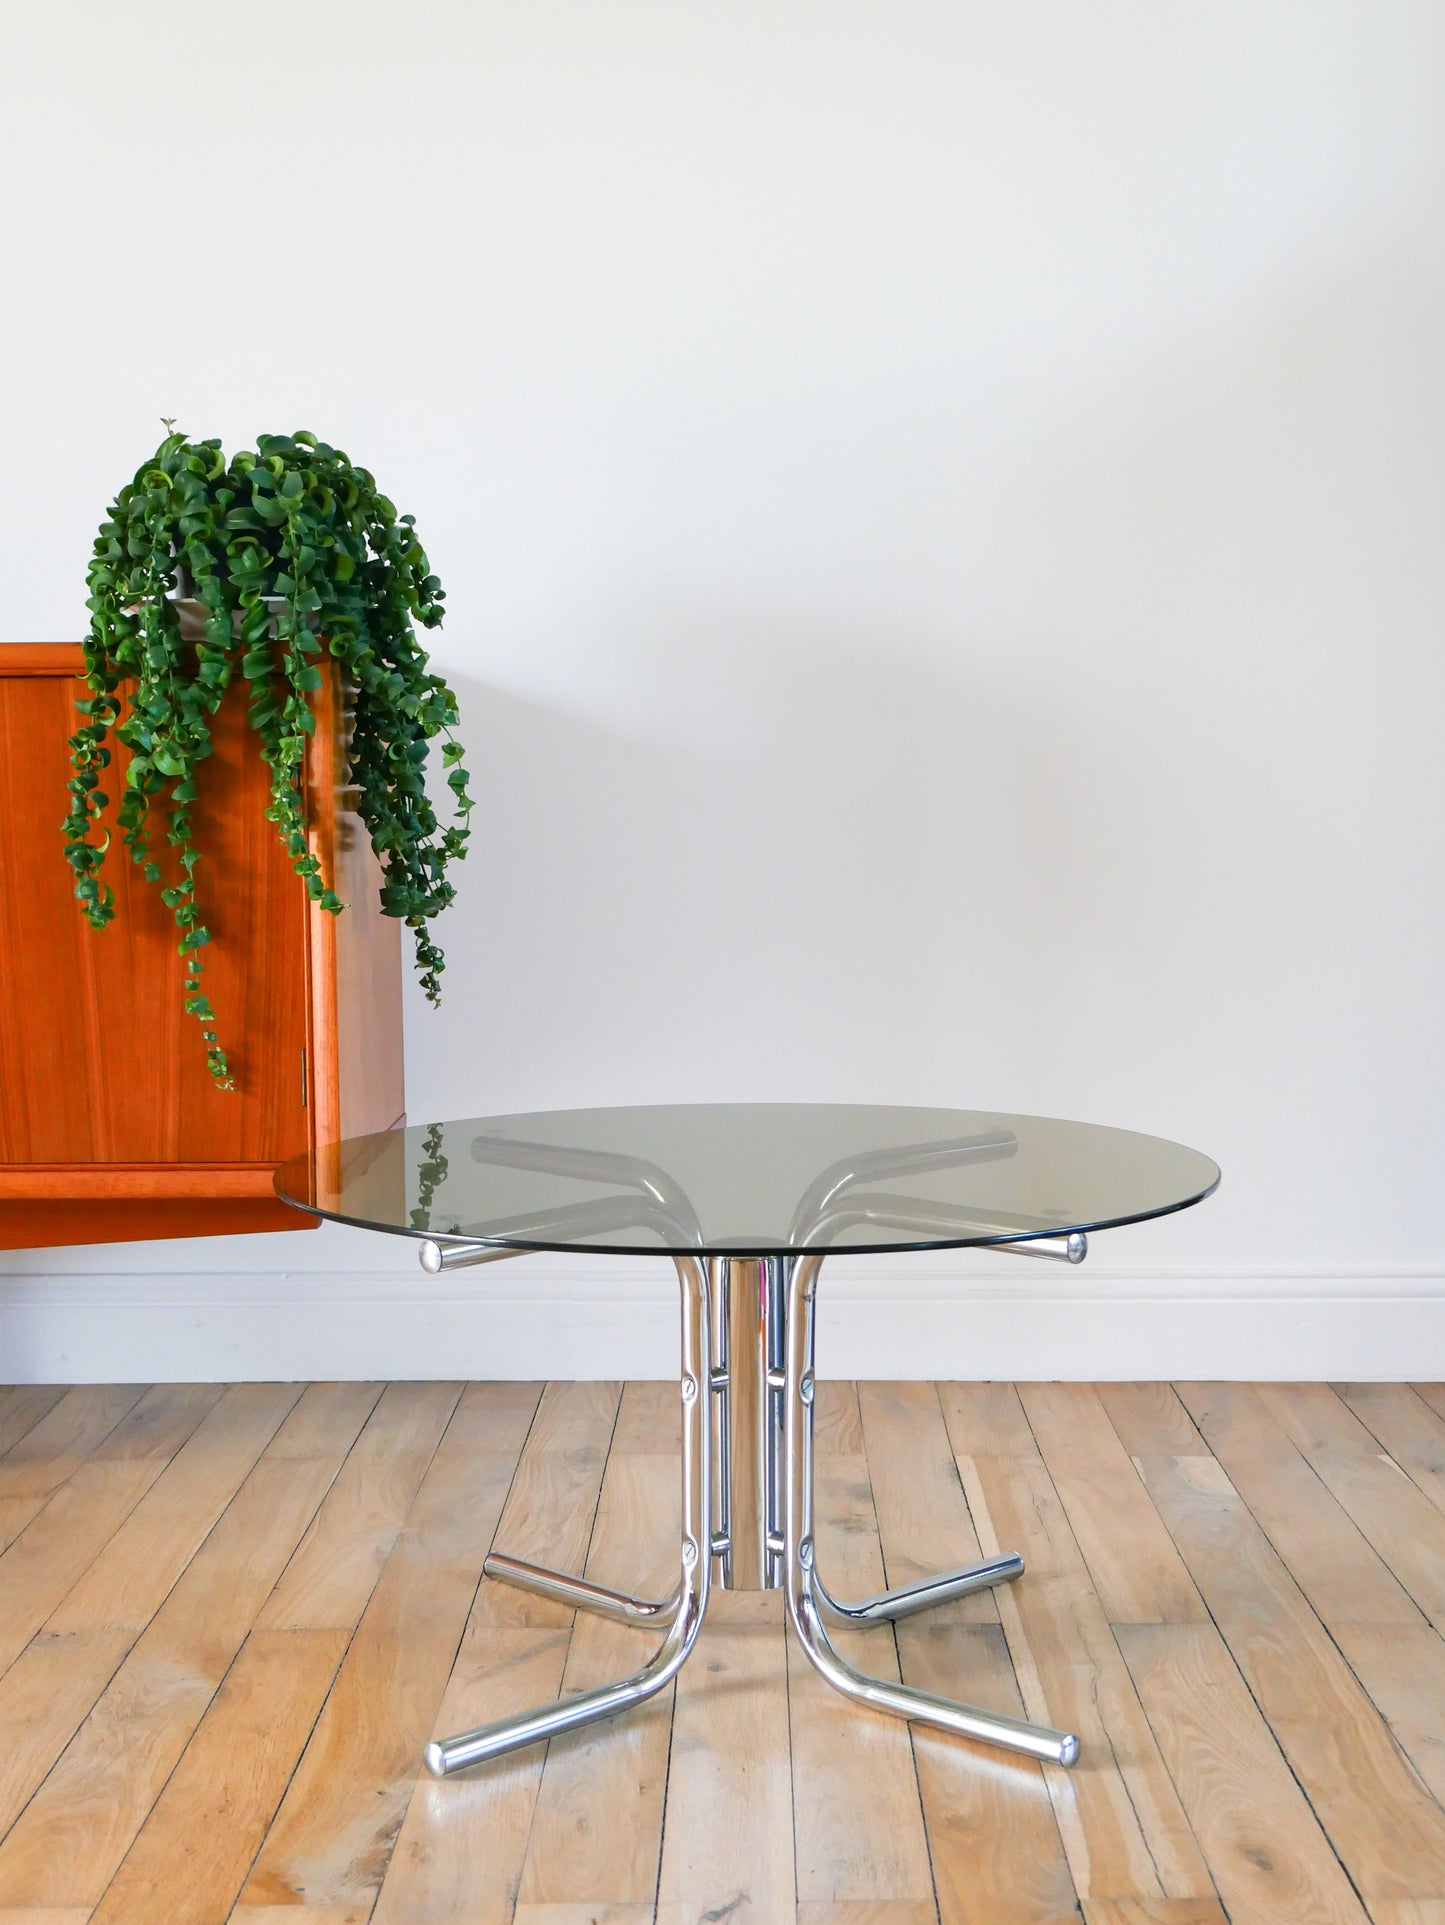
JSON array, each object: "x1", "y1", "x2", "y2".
[{"x1": 63, "y1": 428, "x2": 473, "y2": 1089}]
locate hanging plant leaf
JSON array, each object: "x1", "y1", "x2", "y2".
[{"x1": 63, "y1": 427, "x2": 473, "y2": 1090}]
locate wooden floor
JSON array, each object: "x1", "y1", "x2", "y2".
[{"x1": 0, "y1": 1381, "x2": 1443, "y2": 1923}]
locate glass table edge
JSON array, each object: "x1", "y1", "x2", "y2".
[{"x1": 271, "y1": 1163, "x2": 1222, "y2": 1261}]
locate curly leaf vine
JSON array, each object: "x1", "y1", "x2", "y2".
[{"x1": 63, "y1": 429, "x2": 474, "y2": 1088}]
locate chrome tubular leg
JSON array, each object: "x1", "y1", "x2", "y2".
[
  {"x1": 783, "y1": 1254, "x2": 1080, "y2": 1770},
  {"x1": 480, "y1": 1552, "x2": 679, "y2": 1629},
  {"x1": 424, "y1": 1252, "x2": 712, "y2": 1776},
  {"x1": 709, "y1": 1255, "x2": 733, "y2": 1586},
  {"x1": 814, "y1": 1551, "x2": 1025, "y2": 1625}
]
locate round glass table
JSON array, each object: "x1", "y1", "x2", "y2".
[{"x1": 277, "y1": 1103, "x2": 1219, "y2": 1781}]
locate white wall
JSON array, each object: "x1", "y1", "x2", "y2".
[{"x1": 3, "y1": 1, "x2": 1443, "y2": 1379}]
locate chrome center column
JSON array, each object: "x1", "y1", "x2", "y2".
[{"x1": 710, "y1": 1255, "x2": 790, "y2": 1590}]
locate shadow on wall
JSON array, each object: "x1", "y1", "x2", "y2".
[{"x1": 409, "y1": 632, "x2": 1089, "y2": 1118}]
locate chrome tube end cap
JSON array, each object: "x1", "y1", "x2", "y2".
[
  {"x1": 1058, "y1": 1732, "x2": 1081, "y2": 1768},
  {"x1": 424, "y1": 1739, "x2": 449, "y2": 1778},
  {"x1": 418, "y1": 1240, "x2": 444, "y2": 1274},
  {"x1": 1065, "y1": 1232, "x2": 1088, "y2": 1264}
]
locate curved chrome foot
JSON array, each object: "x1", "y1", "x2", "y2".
[
  {"x1": 426, "y1": 1578, "x2": 705, "y2": 1775},
  {"x1": 482, "y1": 1551, "x2": 678, "y2": 1628},
  {"x1": 816, "y1": 1550, "x2": 1025, "y2": 1623},
  {"x1": 425, "y1": 1254, "x2": 712, "y2": 1776},
  {"x1": 789, "y1": 1577, "x2": 1078, "y2": 1766},
  {"x1": 784, "y1": 1254, "x2": 1081, "y2": 1770}
]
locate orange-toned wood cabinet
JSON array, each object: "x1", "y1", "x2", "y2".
[{"x1": 0, "y1": 644, "x2": 404, "y2": 1248}]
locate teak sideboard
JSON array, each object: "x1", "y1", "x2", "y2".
[{"x1": 0, "y1": 643, "x2": 404, "y2": 1249}]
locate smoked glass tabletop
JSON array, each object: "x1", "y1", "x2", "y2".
[{"x1": 275, "y1": 1104, "x2": 1220, "y2": 1259}]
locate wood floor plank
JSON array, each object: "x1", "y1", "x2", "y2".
[
  {"x1": 0, "y1": 1384, "x2": 225, "y2": 1673},
  {"x1": 856, "y1": 1382, "x2": 996, "y2": 1621},
  {"x1": 232, "y1": 1910, "x2": 371, "y2": 1925},
  {"x1": 1334, "y1": 1382, "x2": 1445, "y2": 1515},
  {"x1": 1256, "y1": 1384, "x2": 1445, "y2": 1632},
  {"x1": 0, "y1": 1629, "x2": 136, "y2": 1838},
  {"x1": 937, "y1": 1380, "x2": 1039, "y2": 1457},
  {"x1": 654, "y1": 1591, "x2": 796, "y2": 1925},
  {"x1": 258, "y1": 1382, "x2": 466, "y2": 1631},
  {"x1": 861, "y1": 1382, "x2": 1076, "y2": 1925},
  {"x1": 373, "y1": 1626, "x2": 571, "y2": 1925},
  {"x1": 368, "y1": 1381, "x2": 615, "y2": 1925},
  {"x1": 1132, "y1": 1449, "x2": 1445, "y2": 1900},
  {"x1": 1414, "y1": 1386, "x2": 1445, "y2": 1424},
  {"x1": 1095, "y1": 1384, "x2": 1208, "y2": 1459},
  {"x1": 465, "y1": 1380, "x2": 622, "y2": 1628},
  {"x1": 1174, "y1": 1382, "x2": 1423, "y2": 1629},
  {"x1": 232, "y1": 1911, "x2": 372, "y2": 1925},
  {"x1": 1079, "y1": 1900, "x2": 1231, "y2": 1924},
  {"x1": 243, "y1": 1384, "x2": 547, "y2": 1918},
  {"x1": 958, "y1": 1449, "x2": 1214, "y2": 1902},
  {"x1": 87, "y1": 1628, "x2": 348, "y2": 1925},
  {"x1": 0, "y1": 1387, "x2": 147, "y2": 1552},
  {"x1": 1329, "y1": 1623, "x2": 1445, "y2": 1808},
  {"x1": 788, "y1": 1451, "x2": 935, "y2": 1911},
  {"x1": 0, "y1": 1909, "x2": 96, "y2": 1924},
  {"x1": 8, "y1": 1374, "x2": 1445, "y2": 1923},
  {"x1": 1017, "y1": 1384, "x2": 1206, "y2": 1625},
  {"x1": 1116, "y1": 1622, "x2": 1371, "y2": 1925},
  {"x1": 0, "y1": 1383, "x2": 383, "y2": 1911},
  {"x1": 0, "y1": 1389, "x2": 67, "y2": 1462},
  {"x1": 44, "y1": 1383, "x2": 303, "y2": 1636},
  {"x1": 910, "y1": 1624, "x2": 1078, "y2": 1925},
  {"x1": 608, "y1": 1378, "x2": 677, "y2": 1455},
  {"x1": 517, "y1": 1419, "x2": 681, "y2": 1908},
  {"x1": 795, "y1": 1907, "x2": 941, "y2": 1925},
  {"x1": 813, "y1": 1380, "x2": 865, "y2": 1456},
  {"x1": 513, "y1": 1907, "x2": 655, "y2": 1924}
]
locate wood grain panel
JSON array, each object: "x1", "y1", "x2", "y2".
[
  {"x1": 0, "y1": 1197, "x2": 316, "y2": 1247},
  {"x1": 1174, "y1": 1381, "x2": 1423, "y2": 1629},
  {"x1": 0, "y1": 1628, "x2": 136, "y2": 1838},
  {"x1": 0, "y1": 1386, "x2": 147, "y2": 1550},
  {"x1": 1116, "y1": 1622, "x2": 1370, "y2": 1925},
  {"x1": 0, "y1": 645, "x2": 402, "y2": 1249},
  {"x1": 517, "y1": 1385, "x2": 681, "y2": 1911},
  {"x1": 788, "y1": 1451, "x2": 935, "y2": 1911},
  {"x1": 1334, "y1": 1381, "x2": 1445, "y2": 1515},
  {"x1": 959, "y1": 1448, "x2": 1213, "y2": 1902},
  {"x1": 240, "y1": 1386, "x2": 541, "y2": 1918},
  {"x1": 1019, "y1": 1383, "x2": 1207, "y2": 1625},
  {"x1": 0, "y1": 1389, "x2": 67, "y2": 1459},
  {"x1": 654, "y1": 1592, "x2": 796, "y2": 1925},
  {"x1": 859, "y1": 1383, "x2": 1077, "y2": 1925},
  {"x1": 2, "y1": 1375, "x2": 1444, "y2": 1920},
  {"x1": 0, "y1": 1163, "x2": 283, "y2": 1199},
  {"x1": 1255, "y1": 1383, "x2": 1445, "y2": 1631},
  {"x1": 0, "y1": 1383, "x2": 224, "y2": 1672},
  {"x1": 87, "y1": 1627, "x2": 349, "y2": 1925},
  {"x1": 45, "y1": 1382, "x2": 302, "y2": 1635},
  {"x1": 1132, "y1": 1449, "x2": 1445, "y2": 1899},
  {"x1": 0, "y1": 662, "x2": 308, "y2": 1166},
  {"x1": 368, "y1": 1381, "x2": 613, "y2": 1924},
  {"x1": 257, "y1": 1381, "x2": 465, "y2": 1632},
  {"x1": 856, "y1": 1382, "x2": 996, "y2": 1620},
  {"x1": 0, "y1": 1384, "x2": 380, "y2": 1911},
  {"x1": 1329, "y1": 1622, "x2": 1445, "y2": 1809}
]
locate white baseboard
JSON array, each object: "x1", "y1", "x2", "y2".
[{"x1": 0, "y1": 1260, "x2": 1441, "y2": 1382}]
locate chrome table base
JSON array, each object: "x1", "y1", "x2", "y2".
[{"x1": 425, "y1": 1251, "x2": 1080, "y2": 1778}]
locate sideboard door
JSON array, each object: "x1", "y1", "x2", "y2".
[{"x1": 0, "y1": 644, "x2": 400, "y2": 1248}]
